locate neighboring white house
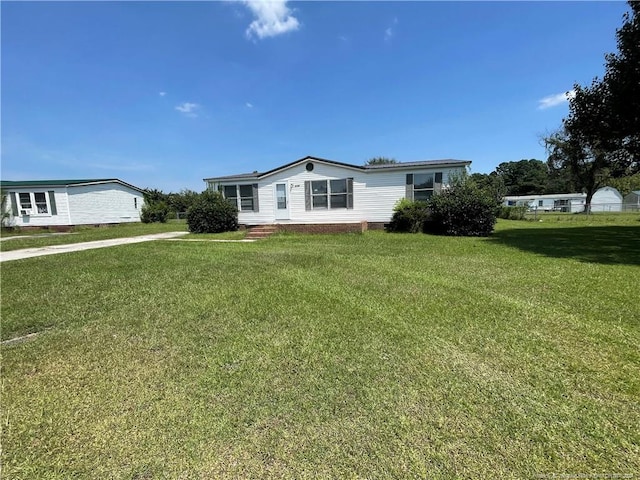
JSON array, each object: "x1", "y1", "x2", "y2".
[
  {"x1": 204, "y1": 156, "x2": 471, "y2": 230},
  {"x1": 1, "y1": 179, "x2": 145, "y2": 228},
  {"x1": 503, "y1": 186, "x2": 623, "y2": 213}
]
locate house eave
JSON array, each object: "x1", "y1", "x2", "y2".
[
  {"x1": 204, "y1": 157, "x2": 472, "y2": 184},
  {"x1": 0, "y1": 179, "x2": 145, "y2": 193}
]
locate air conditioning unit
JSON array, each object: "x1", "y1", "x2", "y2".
[{"x1": 20, "y1": 209, "x2": 32, "y2": 216}]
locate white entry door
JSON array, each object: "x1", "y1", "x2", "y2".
[{"x1": 274, "y1": 183, "x2": 289, "y2": 220}]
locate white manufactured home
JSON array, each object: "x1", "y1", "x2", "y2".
[
  {"x1": 1, "y1": 179, "x2": 145, "y2": 229},
  {"x1": 204, "y1": 156, "x2": 471, "y2": 231},
  {"x1": 504, "y1": 186, "x2": 623, "y2": 213}
]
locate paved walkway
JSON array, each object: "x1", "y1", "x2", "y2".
[
  {"x1": 0, "y1": 231, "x2": 189, "y2": 262},
  {"x1": 0, "y1": 232, "x2": 77, "y2": 242}
]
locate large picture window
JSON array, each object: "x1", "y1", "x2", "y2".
[
  {"x1": 406, "y1": 172, "x2": 443, "y2": 201},
  {"x1": 305, "y1": 178, "x2": 353, "y2": 210},
  {"x1": 221, "y1": 184, "x2": 259, "y2": 212}
]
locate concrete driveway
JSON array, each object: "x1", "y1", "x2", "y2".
[{"x1": 0, "y1": 231, "x2": 188, "y2": 262}]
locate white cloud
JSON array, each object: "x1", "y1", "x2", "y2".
[
  {"x1": 246, "y1": 102, "x2": 254, "y2": 108},
  {"x1": 385, "y1": 17, "x2": 398, "y2": 42},
  {"x1": 175, "y1": 102, "x2": 200, "y2": 117},
  {"x1": 159, "y1": 91, "x2": 167, "y2": 97},
  {"x1": 538, "y1": 90, "x2": 575, "y2": 110},
  {"x1": 243, "y1": 0, "x2": 300, "y2": 40}
]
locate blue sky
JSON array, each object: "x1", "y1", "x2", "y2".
[{"x1": 1, "y1": 1, "x2": 631, "y2": 192}]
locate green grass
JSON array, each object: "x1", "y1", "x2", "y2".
[
  {"x1": 0, "y1": 221, "x2": 187, "y2": 252},
  {"x1": 523, "y1": 211, "x2": 640, "y2": 224},
  {"x1": 2, "y1": 219, "x2": 639, "y2": 478},
  {"x1": 183, "y1": 230, "x2": 247, "y2": 240}
]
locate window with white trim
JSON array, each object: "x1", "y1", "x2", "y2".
[
  {"x1": 305, "y1": 178, "x2": 353, "y2": 210},
  {"x1": 17, "y1": 191, "x2": 54, "y2": 215},
  {"x1": 222, "y1": 184, "x2": 259, "y2": 212}
]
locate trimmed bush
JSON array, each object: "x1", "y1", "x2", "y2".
[
  {"x1": 187, "y1": 190, "x2": 238, "y2": 233},
  {"x1": 498, "y1": 205, "x2": 529, "y2": 220},
  {"x1": 386, "y1": 198, "x2": 431, "y2": 233},
  {"x1": 424, "y1": 177, "x2": 499, "y2": 237},
  {"x1": 141, "y1": 201, "x2": 169, "y2": 223}
]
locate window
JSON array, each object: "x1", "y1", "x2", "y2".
[
  {"x1": 17, "y1": 191, "x2": 55, "y2": 215},
  {"x1": 538, "y1": 200, "x2": 544, "y2": 207},
  {"x1": 305, "y1": 178, "x2": 353, "y2": 210},
  {"x1": 134, "y1": 198, "x2": 138, "y2": 209},
  {"x1": 34, "y1": 192, "x2": 48, "y2": 213},
  {"x1": 221, "y1": 184, "x2": 259, "y2": 212},
  {"x1": 406, "y1": 172, "x2": 443, "y2": 201},
  {"x1": 414, "y1": 174, "x2": 435, "y2": 201},
  {"x1": 19, "y1": 193, "x2": 32, "y2": 209},
  {"x1": 276, "y1": 184, "x2": 287, "y2": 209},
  {"x1": 239, "y1": 185, "x2": 254, "y2": 211},
  {"x1": 311, "y1": 180, "x2": 328, "y2": 208}
]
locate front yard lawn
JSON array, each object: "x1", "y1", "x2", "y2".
[{"x1": 2, "y1": 218, "x2": 639, "y2": 478}]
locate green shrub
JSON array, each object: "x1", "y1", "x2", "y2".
[
  {"x1": 424, "y1": 176, "x2": 499, "y2": 237},
  {"x1": 386, "y1": 198, "x2": 431, "y2": 233},
  {"x1": 498, "y1": 205, "x2": 529, "y2": 220},
  {"x1": 141, "y1": 201, "x2": 169, "y2": 223},
  {"x1": 187, "y1": 190, "x2": 238, "y2": 233}
]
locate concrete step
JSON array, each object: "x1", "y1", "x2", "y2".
[{"x1": 245, "y1": 225, "x2": 278, "y2": 240}]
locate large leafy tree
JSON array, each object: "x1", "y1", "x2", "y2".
[
  {"x1": 545, "y1": 2, "x2": 639, "y2": 210},
  {"x1": 495, "y1": 159, "x2": 548, "y2": 195},
  {"x1": 469, "y1": 172, "x2": 505, "y2": 202},
  {"x1": 604, "y1": 1, "x2": 640, "y2": 167}
]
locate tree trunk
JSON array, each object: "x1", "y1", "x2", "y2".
[{"x1": 584, "y1": 188, "x2": 595, "y2": 213}]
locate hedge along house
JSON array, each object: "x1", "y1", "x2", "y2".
[
  {"x1": 204, "y1": 156, "x2": 471, "y2": 232},
  {"x1": 1, "y1": 179, "x2": 145, "y2": 229}
]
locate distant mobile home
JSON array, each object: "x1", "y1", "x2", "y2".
[
  {"x1": 1, "y1": 179, "x2": 145, "y2": 229},
  {"x1": 205, "y1": 155, "x2": 471, "y2": 231},
  {"x1": 504, "y1": 186, "x2": 623, "y2": 213}
]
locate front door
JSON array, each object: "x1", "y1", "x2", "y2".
[{"x1": 274, "y1": 183, "x2": 289, "y2": 220}]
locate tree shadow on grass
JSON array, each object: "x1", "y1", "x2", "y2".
[{"x1": 488, "y1": 225, "x2": 640, "y2": 266}]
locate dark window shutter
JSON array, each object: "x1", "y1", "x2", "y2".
[
  {"x1": 304, "y1": 181, "x2": 311, "y2": 211},
  {"x1": 405, "y1": 174, "x2": 414, "y2": 200},
  {"x1": 347, "y1": 178, "x2": 354, "y2": 209},
  {"x1": 252, "y1": 184, "x2": 259, "y2": 212},
  {"x1": 9, "y1": 192, "x2": 18, "y2": 215},
  {"x1": 434, "y1": 172, "x2": 443, "y2": 193},
  {"x1": 48, "y1": 191, "x2": 58, "y2": 215}
]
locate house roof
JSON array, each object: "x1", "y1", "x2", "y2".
[
  {"x1": 0, "y1": 178, "x2": 145, "y2": 193},
  {"x1": 504, "y1": 193, "x2": 587, "y2": 201},
  {"x1": 204, "y1": 155, "x2": 471, "y2": 182}
]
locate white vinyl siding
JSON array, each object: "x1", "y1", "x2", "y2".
[
  {"x1": 67, "y1": 184, "x2": 143, "y2": 225},
  {"x1": 211, "y1": 162, "x2": 465, "y2": 225}
]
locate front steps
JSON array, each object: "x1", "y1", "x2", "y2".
[{"x1": 245, "y1": 225, "x2": 278, "y2": 241}]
